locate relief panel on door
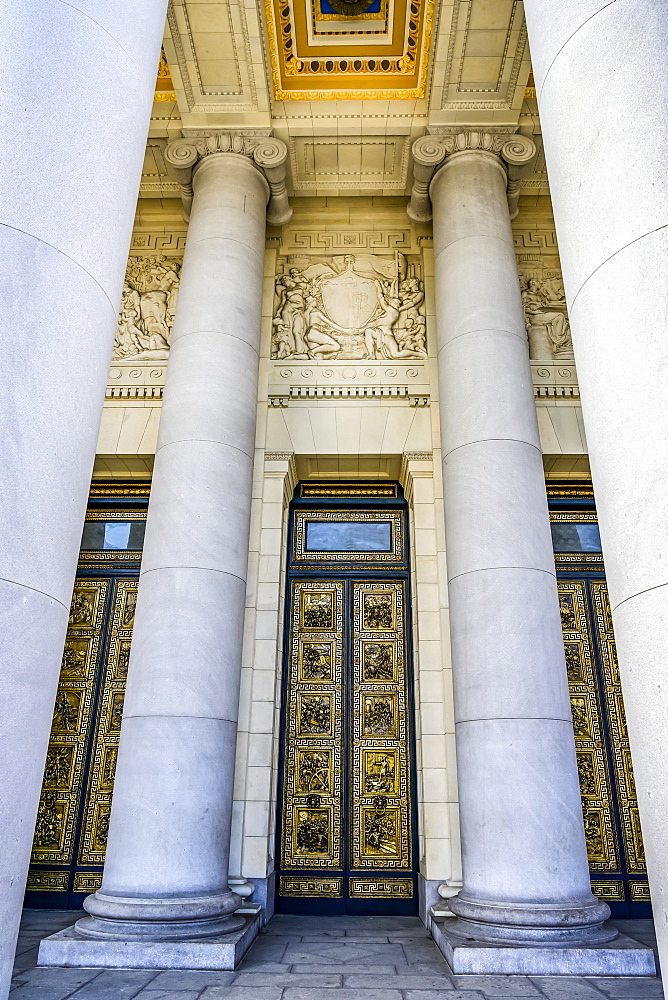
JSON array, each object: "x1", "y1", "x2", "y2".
[{"x1": 281, "y1": 581, "x2": 345, "y2": 872}]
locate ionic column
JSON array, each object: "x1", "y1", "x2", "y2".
[
  {"x1": 0, "y1": 3, "x2": 166, "y2": 996},
  {"x1": 522, "y1": 0, "x2": 668, "y2": 975},
  {"x1": 408, "y1": 133, "x2": 618, "y2": 971},
  {"x1": 74, "y1": 136, "x2": 290, "y2": 944}
]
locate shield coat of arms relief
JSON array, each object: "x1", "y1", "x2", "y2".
[
  {"x1": 320, "y1": 268, "x2": 379, "y2": 332},
  {"x1": 271, "y1": 252, "x2": 428, "y2": 362}
]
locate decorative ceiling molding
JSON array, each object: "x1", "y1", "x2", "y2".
[
  {"x1": 264, "y1": 0, "x2": 435, "y2": 99},
  {"x1": 428, "y1": 0, "x2": 531, "y2": 119},
  {"x1": 290, "y1": 135, "x2": 410, "y2": 191},
  {"x1": 140, "y1": 139, "x2": 182, "y2": 197},
  {"x1": 163, "y1": 0, "x2": 267, "y2": 114}
]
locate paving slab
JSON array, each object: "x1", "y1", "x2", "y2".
[
  {"x1": 344, "y1": 972, "x2": 456, "y2": 988},
  {"x1": 145, "y1": 971, "x2": 235, "y2": 989},
  {"x1": 402, "y1": 993, "x2": 487, "y2": 1000},
  {"x1": 283, "y1": 991, "x2": 402, "y2": 1000},
  {"x1": 11, "y1": 969, "x2": 102, "y2": 990},
  {"x1": 452, "y1": 975, "x2": 543, "y2": 996},
  {"x1": 290, "y1": 964, "x2": 399, "y2": 974},
  {"x1": 232, "y1": 972, "x2": 342, "y2": 987},
  {"x1": 529, "y1": 976, "x2": 609, "y2": 998},
  {"x1": 283, "y1": 942, "x2": 404, "y2": 964},
  {"x1": 67, "y1": 970, "x2": 159, "y2": 999},
  {"x1": 132, "y1": 991, "x2": 201, "y2": 1000},
  {"x1": 10, "y1": 988, "x2": 86, "y2": 1000},
  {"x1": 200, "y1": 989, "x2": 284, "y2": 999},
  {"x1": 590, "y1": 980, "x2": 666, "y2": 998}
]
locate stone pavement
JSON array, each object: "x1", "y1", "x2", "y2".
[{"x1": 11, "y1": 911, "x2": 664, "y2": 1000}]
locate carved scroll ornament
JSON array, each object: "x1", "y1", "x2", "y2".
[{"x1": 407, "y1": 130, "x2": 536, "y2": 222}]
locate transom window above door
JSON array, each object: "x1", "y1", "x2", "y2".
[{"x1": 292, "y1": 509, "x2": 404, "y2": 564}]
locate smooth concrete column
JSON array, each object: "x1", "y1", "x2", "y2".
[
  {"x1": 0, "y1": 2, "x2": 166, "y2": 996},
  {"x1": 522, "y1": 0, "x2": 668, "y2": 974},
  {"x1": 431, "y1": 146, "x2": 612, "y2": 949},
  {"x1": 76, "y1": 149, "x2": 279, "y2": 943}
]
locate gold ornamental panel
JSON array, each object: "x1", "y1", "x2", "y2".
[
  {"x1": 558, "y1": 582, "x2": 619, "y2": 872},
  {"x1": 30, "y1": 580, "x2": 109, "y2": 866},
  {"x1": 280, "y1": 876, "x2": 343, "y2": 897},
  {"x1": 281, "y1": 580, "x2": 344, "y2": 871},
  {"x1": 25, "y1": 871, "x2": 69, "y2": 892},
  {"x1": 78, "y1": 580, "x2": 135, "y2": 864},
  {"x1": 349, "y1": 877, "x2": 413, "y2": 898},
  {"x1": 73, "y1": 872, "x2": 103, "y2": 893},
  {"x1": 590, "y1": 581, "x2": 646, "y2": 873},
  {"x1": 361, "y1": 640, "x2": 397, "y2": 682},
  {"x1": 591, "y1": 880, "x2": 625, "y2": 901},
  {"x1": 300, "y1": 485, "x2": 398, "y2": 499},
  {"x1": 351, "y1": 581, "x2": 410, "y2": 870},
  {"x1": 629, "y1": 881, "x2": 651, "y2": 901},
  {"x1": 298, "y1": 640, "x2": 335, "y2": 682}
]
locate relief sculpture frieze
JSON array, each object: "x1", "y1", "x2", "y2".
[
  {"x1": 113, "y1": 255, "x2": 181, "y2": 361},
  {"x1": 271, "y1": 253, "x2": 427, "y2": 362},
  {"x1": 520, "y1": 272, "x2": 574, "y2": 361}
]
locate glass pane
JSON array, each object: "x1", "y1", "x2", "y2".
[
  {"x1": 80, "y1": 522, "x2": 105, "y2": 549},
  {"x1": 551, "y1": 522, "x2": 602, "y2": 552},
  {"x1": 80, "y1": 520, "x2": 146, "y2": 551},
  {"x1": 128, "y1": 522, "x2": 146, "y2": 550},
  {"x1": 305, "y1": 520, "x2": 392, "y2": 552},
  {"x1": 103, "y1": 523, "x2": 131, "y2": 549}
]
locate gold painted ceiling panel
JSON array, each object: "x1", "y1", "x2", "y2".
[{"x1": 265, "y1": 0, "x2": 434, "y2": 99}]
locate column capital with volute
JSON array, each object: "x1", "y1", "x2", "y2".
[
  {"x1": 407, "y1": 129, "x2": 536, "y2": 223},
  {"x1": 165, "y1": 129, "x2": 292, "y2": 225}
]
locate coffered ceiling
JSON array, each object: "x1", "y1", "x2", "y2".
[
  {"x1": 264, "y1": 0, "x2": 434, "y2": 100},
  {"x1": 143, "y1": 0, "x2": 546, "y2": 198}
]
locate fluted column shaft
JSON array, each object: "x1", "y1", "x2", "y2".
[
  {"x1": 431, "y1": 147, "x2": 610, "y2": 943},
  {"x1": 522, "y1": 0, "x2": 668, "y2": 974},
  {"x1": 0, "y1": 2, "x2": 166, "y2": 995},
  {"x1": 79, "y1": 151, "x2": 272, "y2": 940}
]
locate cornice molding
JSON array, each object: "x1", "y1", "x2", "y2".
[
  {"x1": 407, "y1": 130, "x2": 536, "y2": 223},
  {"x1": 165, "y1": 130, "x2": 292, "y2": 226}
]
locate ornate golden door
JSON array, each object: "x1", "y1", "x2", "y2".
[
  {"x1": 550, "y1": 484, "x2": 649, "y2": 916},
  {"x1": 25, "y1": 485, "x2": 146, "y2": 907},
  {"x1": 276, "y1": 485, "x2": 417, "y2": 915}
]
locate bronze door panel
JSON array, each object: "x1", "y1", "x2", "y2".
[{"x1": 278, "y1": 577, "x2": 416, "y2": 912}]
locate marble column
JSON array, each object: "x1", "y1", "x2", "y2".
[
  {"x1": 71, "y1": 137, "x2": 290, "y2": 949},
  {"x1": 522, "y1": 0, "x2": 668, "y2": 976},
  {"x1": 0, "y1": 2, "x2": 166, "y2": 997},
  {"x1": 405, "y1": 132, "x2": 651, "y2": 975}
]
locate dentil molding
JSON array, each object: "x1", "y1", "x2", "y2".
[
  {"x1": 407, "y1": 130, "x2": 536, "y2": 223},
  {"x1": 165, "y1": 130, "x2": 292, "y2": 225}
]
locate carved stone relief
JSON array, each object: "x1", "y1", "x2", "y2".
[
  {"x1": 271, "y1": 253, "x2": 427, "y2": 362},
  {"x1": 520, "y1": 273, "x2": 574, "y2": 361},
  {"x1": 113, "y1": 256, "x2": 181, "y2": 361}
]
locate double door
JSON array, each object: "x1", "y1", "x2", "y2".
[
  {"x1": 558, "y1": 576, "x2": 649, "y2": 915},
  {"x1": 26, "y1": 577, "x2": 136, "y2": 907},
  {"x1": 277, "y1": 577, "x2": 418, "y2": 914}
]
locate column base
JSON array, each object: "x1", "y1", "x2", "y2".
[
  {"x1": 431, "y1": 918, "x2": 656, "y2": 975},
  {"x1": 76, "y1": 889, "x2": 244, "y2": 941},
  {"x1": 37, "y1": 913, "x2": 261, "y2": 971}
]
